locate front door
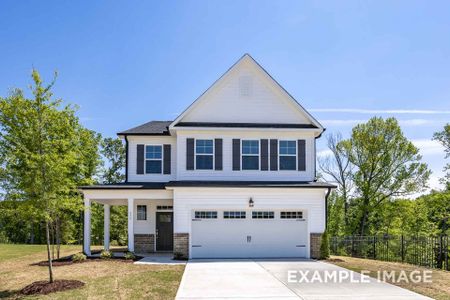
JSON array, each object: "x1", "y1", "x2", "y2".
[{"x1": 156, "y1": 212, "x2": 174, "y2": 251}]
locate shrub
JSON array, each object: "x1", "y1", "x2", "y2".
[
  {"x1": 72, "y1": 252, "x2": 87, "y2": 263},
  {"x1": 173, "y1": 252, "x2": 187, "y2": 260},
  {"x1": 319, "y1": 231, "x2": 330, "y2": 260},
  {"x1": 100, "y1": 250, "x2": 113, "y2": 259},
  {"x1": 124, "y1": 252, "x2": 136, "y2": 260}
]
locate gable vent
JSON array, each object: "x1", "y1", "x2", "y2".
[{"x1": 239, "y1": 76, "x2": 253, "y2": 96}]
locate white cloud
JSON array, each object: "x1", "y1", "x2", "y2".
[
  {"x1": 310, "y1": 108, "x2": 450, "y2": 114},
  {"x1": 320, "y1": 119, "x2": 446, "y2": 126},
  {"x1": 317, "y1": 149, "x2": 333, "y2": 157},
  {"x1": 412, "y1": 139, "x2": 445, "y2": 155}
]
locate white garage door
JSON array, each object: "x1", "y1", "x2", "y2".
[{"x1": 191, "y1": 210, "x2": 308, "y2": 258}]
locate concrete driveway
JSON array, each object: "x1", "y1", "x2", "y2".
[{"x1": 176, "y1": 259, "x2": 430, "y2": 299}]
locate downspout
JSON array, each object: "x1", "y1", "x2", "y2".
[
  {"x1": 325, "y1": 187, "x2": 332, "y2": 230},
  {"x1": 314, "y1": 128, "x2": 326, "y2": 182},
  {"x1": 124, "y1": 135, "x2": 129, "y2": 183}
]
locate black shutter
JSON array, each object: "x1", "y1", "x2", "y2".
[
  {"x1": 232, "y1": 139, "x2": 240, "y2": 171},
  {"x1": 136, "y1": 144, "x2": 145, "y2": 174},
  {"x1": 261, "y1": 139, "x2": 269, "y2": 171},
  {"x1": 269, "y1": 139, "x2": 278, "y2": 171},
  {"x1": 186, "y1": 138, "x2": 195, "y2": 170},
  {"x1": 214, "y1": 139, "x2": 223, "y2": 170},
  {"x1": 163, "y1": 144, "x2": 171, "y2": 174},
  {"x1": 298, "y1": 139, "x2": 306, "y2": 171}
]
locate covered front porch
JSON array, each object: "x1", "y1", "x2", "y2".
[{"x1": 81, "y1": 185, "x2": 173, "y2": 256}]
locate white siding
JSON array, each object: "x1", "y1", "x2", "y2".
[
  {"x1": 180, "y1": 60, "x2": 310, "y2": 124},
  {"x1": 173, "y1": 188, "x2": 326, "y2": 234},
  {"x1": 176, "y1": 130, "x2": 316, "y2": 181},
  {"x1": 127, "y1": 136, "x2": 176, "y2": 182}
]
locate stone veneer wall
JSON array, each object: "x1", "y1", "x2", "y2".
[
  {"x1": 310, "y1": 233, "x2": 323, "y2": 259},
  {"x1": 174, "y1": 233, "x2": 189, "y2": 259},
  {"x1": 134, "y1": 234, "x2": 155, "y2": 254}
]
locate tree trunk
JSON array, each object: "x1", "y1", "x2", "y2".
[
  {"x1": 56, "y1": 218, "x2": 61, "y2": 259},
  {"x1": 45, "y1": 221, "x2": 54, "y2": 283}
]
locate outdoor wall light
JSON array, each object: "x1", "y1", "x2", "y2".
[{"x1": 249, "y1": 198, "x2": 254, "y2": 207}]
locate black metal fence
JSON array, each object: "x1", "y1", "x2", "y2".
[{"x1": 330, "y1": 235, "x2": 449, "y2": 271}]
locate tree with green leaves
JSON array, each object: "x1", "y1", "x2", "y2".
[
  {"x1": 0, "y1": 70, "x2": 101, "y2": 282},
  {"x1": 100, "y1": 137, "x2": 125, "y2": 184},
  {"x1": 433, "y1": 123, "x2": 450, "y2": 189},
  {"x1": 339, "y1": 117, "x2": 430, "y2": 235}
]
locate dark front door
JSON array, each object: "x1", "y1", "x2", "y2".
[{"x1": 156, "y1": 212, "x2": 173, "y2": 251}]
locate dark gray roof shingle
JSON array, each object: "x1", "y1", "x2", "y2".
[{"x1": 117, "y1": 121, "x2": 172, "y2": 136}]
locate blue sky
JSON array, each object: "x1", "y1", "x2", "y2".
[{"x1": 1, "y1": 1, "x2": 449, "y2": 191}]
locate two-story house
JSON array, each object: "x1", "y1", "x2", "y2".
[{"x1": 80, "y1": 54, "x2": 335, "y2": 259}]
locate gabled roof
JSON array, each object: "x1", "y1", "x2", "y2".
[
  {"x1": 170, "y1": 54, "x2": 324, "y2": 132},
  {"x1": 117, "y1": 121, "x2": 172, "y2": 136}
]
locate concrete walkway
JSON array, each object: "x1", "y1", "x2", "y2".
[{"x1": 176, "y1": 259, "x2": 431, "y2": 300}]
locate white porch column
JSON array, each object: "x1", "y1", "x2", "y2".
[
  {"x1": 104, "y1": 204, "x2": 110, "y2": 250},
  {"x1": 83, "y1": 198, "x2": 91, "y2": 256},
  {"x1": 127, "y1": 198, "x2": 134, "y2": 252}
]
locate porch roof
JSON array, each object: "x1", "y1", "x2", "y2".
[
  {"x1": 79, "y1": 182, "x2": 166, "y2": 190},
  {"x1": 79, "y1": 181, "x2": 336, "y2": 190}
]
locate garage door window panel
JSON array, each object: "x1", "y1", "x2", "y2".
[
  {"x1": 252, "y1": 211, "x2": 274, "y2": 219},
  {"x1": 280, "y1": 211, "x2": 303, "y2": 219},
  {"x1": 195, "y1": 211, "x2": 217, "y2": 219},
  {"x1": 223, "y1": 211, "x2": 246, "y2": 219}
]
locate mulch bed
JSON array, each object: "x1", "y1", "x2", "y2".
[
  {"x1": 21, "y1": 280, "x2": 85, "y2": 295},
  {"x1": 33, "y1": 255, "x2": 143, "y2": 267}
]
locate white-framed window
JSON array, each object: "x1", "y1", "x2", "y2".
[
  {"x1": 279, "y1": 140, "x2": 297, "y2": 170},
  {"x1": 195, "y1": 139, "x2": 214, "y2": 170},
  {"x1": 242, "y1": 140, "x2": 259, "y2": 170},
  {"x1": 145, "y1": 145, "x2": 162, "y2": 174},
  {"x1": 137, "y1": 205, "x2": 147, "y2": 220},
  {"x1": 252, "y1": 211, "x2": 274, "y2": 219},
  {"x1": 280, "y1": 211, "x2": 303, "y2": 219},
  {"x1": 195, "y1": 211, "x2": 217, "y2": 219},
  {"x1": 223, "y1": 211, "x2": 246, "y2": 219}
]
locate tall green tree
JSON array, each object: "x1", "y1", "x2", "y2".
[
  {"x1": 100, "y1": 137, "x2": 125, "y2": 184},
  {"x1": 433, "y1": 123, "x2": 450, "y2": 189},
  {"x1": 0, "y1": 70, "x2": 101, "y2": 282},
  {"x1": 340, "y1": 117, "x2": 430, "y2": 235}
]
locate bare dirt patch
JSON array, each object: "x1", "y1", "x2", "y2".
[{"x1": 20, "y1": 279, "x2": 84, "y2": 295}]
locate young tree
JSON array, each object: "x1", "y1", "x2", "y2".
[
  {"x1": 319, "y1": 133, "x2": 353, "y2": 233},
  {"x1": 340, "y1": 117, "x2": 430, "y2": 235},
  {"x1": 433, "y1": 124, "x2": 450, "y2": 188},
  {"x1": 0, "y1": 70, "x2": 100, "y2": 282},
  {"x1": 100, "y1": 137, "x2": 125, "y2": 184}
]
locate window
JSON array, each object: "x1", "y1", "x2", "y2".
[
  {"x1": 252, "y1": 211, "x2": 274, "y2": 219},
  {"x1": 196, "y1": 139, "x2": 214, "y2": 169},
  {"x1": 145, "y1": 145, "x2": 162, "y2": 174},
  {"x1": 195, "y1": 211, "x2": 217, "y2": 219},
  {"x1": 279, "y1": 141, "x2": 296, "y2": 170},
  {"x1": 242, "y1": 140, "x2": 259, "y2": 170},
  {"x1": 157, "y1": 205, "x2": 173, "y2": 210},
  {"x1": 281, "y1": 211, "x2": 303, "y2": 219},
  {"x1": 224, "y1": 211, "x2": 246, "y2": 219},
  {"x1": 137, "y1": 205, "x2": 147, "y2": 220}
]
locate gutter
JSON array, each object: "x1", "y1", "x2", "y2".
[{"x1": 124, "y1": 136, "x2": 129, "y2": 183}]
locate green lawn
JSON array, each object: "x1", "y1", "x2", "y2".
[
  {"x1": 328, "y1": 256, "x2": 450, "y2": 300},
  {"x1": 0, "y1": 244, "x2": 185, "y2": 299}
]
